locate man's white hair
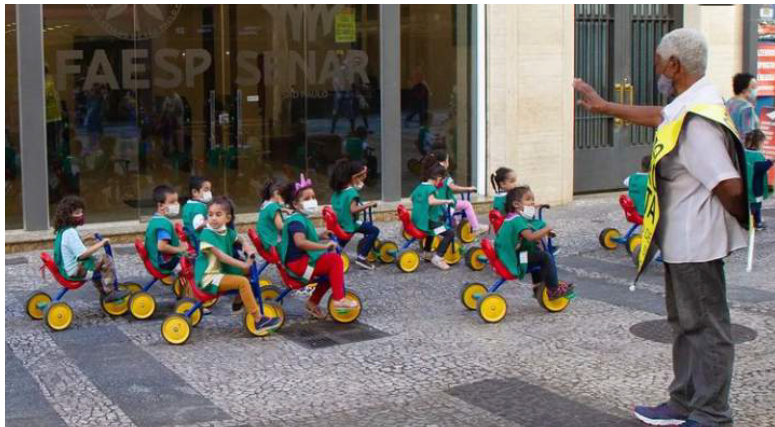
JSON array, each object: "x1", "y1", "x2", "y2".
[{"x1": 656, "y1": 28, "x2": 708, "y2": 76}]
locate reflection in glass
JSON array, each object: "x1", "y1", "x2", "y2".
[
  {"x1": 6, "y1": 4, "x2": 22, "y2": 229},
  {"x1": 400, "y1": 5, "x2": 473, "y2": 197}
]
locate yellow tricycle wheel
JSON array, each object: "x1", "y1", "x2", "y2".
[
  {"x1": 172, "y1": 277, "x2": 187, "y2": 299},
  {"x1": 457, "y1": 220, "x2": 475, "y2": 244},
  {"x1": 101, "y1": 292, "x2": 130, "y2": 317},
  {"x1": 537, "y1": 284, "x2": 571, "y2": 313},
  {"x1": 25, "y1": 291, "x2": 52, "y2": 320},
  {"x1": 465, "y1": 246, "x2": 487, "y2": 271},
  {"x1": 626, "y1": 233, "x2": 643, "y2": 255},
  {"x1": 202, "y1": 295, "x2": 218, "y2": 309},
  {"x1": 341, "y1": 252, "x2": 351, "y2": 274},
  {"x1": 598, "y1": 228, "x2": 621, "y2": 250},
  {"x1": 246, "y1": 301, "x2": 285, "y2": 337},
  {"x1": 378, "y1": 241, "x2": 398, "y2": 264},
  {"x1": 401, "y1": 228, "x2": 412, "y2": 241},
  {"x1": 129, "y1": 292, "x2": 156, "y2": 320},
  {"x1": 259, "y1": 279, "x2": 271, "y2": 288},
  {"x1": 260, "y1": 285, "x2": 283, "y2": 303},
  {"x1": 121, "y1": 282, "x2": 143, "y2": 294},
  {"x1": 45, "y1": 302, "x2": 74, "y2": 331},
  {"x1": 477, "y1": 293, "x2": 508, "y2": 323},
  {"x1": 161, "y1": 275, "x2": 176, "y2": 286},
  {"x1": 444, "y1": 242, "x2": 463, "y2": 265},
  {"x1": 174, "y1": 298, "x2": 203, "y2": 327},
  {"x1": 397, "y1": 250, "x2": 421, "y2": 273},
  {"x1": 161, "y1": 314, "x2": 191, "y2": 345},
  {"x1": 460, "y1": 282, "x2": 488, "y2": 311},
  {"x1": 328, "y1": 290, "x2": 362, "y2": 324}
]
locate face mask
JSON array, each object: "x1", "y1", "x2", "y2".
[
  {"x1": 166, "y1": 202, "x2": 180, "y2": 217},
  {"x1": 200, "y1": 191, "x2": 213, "y2": 203},
  {"x1": 72, "y1": 214, "x2": 85, "y2": 226},
  {"x1": 521, "y1": 205, "x2": 536, "y2": 219},
  {"x1": 300, "y1": 199, "x2": 319, "y2": 215},
  {"x1": 354, "y1": 182, "x2": 364, "y2": 190},
  {"x1": 210, "y1": 223, "x2": 227, "y2": 233},
  {"x1": 749, "y1": 89, "x2": 758, "y2": 101},
  {"x1": 657, "y1": 74, "x2": 674, "y2": 97}
]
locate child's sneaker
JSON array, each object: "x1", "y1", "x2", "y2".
[
  {"x1": 254, "y1": 315, "x2": 282, "y2": 334},
  {"x1": 547, "y1": 282, "x2": 574, "y2": 300},
  {"x1": 203, "y1": 308, "x2": 213, "y2": 315},
  {"x1": 473, "y1": 225, "x2": 489, "y2": 237},
  {"x1": 422, "y1": 251, "x2": 434, "y2": 262},
  {"x1": 103, "y1": 287, "x2": 130, "y2": 303},
  {"x1": 431, "y1": 255, "x2": 450, "y2": 271},
  {"x1": 231, "y1": 296, "x2": 243, "y2": 312},
  {"x1": 331, "y1": 298, "x2": 358, "y2": 314},
  {"x1": 355, "y1": 256, "x2": 376, "y2": 271}
]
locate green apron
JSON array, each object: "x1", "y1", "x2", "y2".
[
  {"x1": 195, "y1": 227, "x2": 239, "y2": 295},
  {"x1": 54, "y1": 228, "x2": 95, "y2": 281},
  {"x1": 745, "y1": 149, "x2": 771, "y2": 203},
  {"x1": 411, "y1": 182, "x2": 446, "y2": 235},
  {"x1": 494, "y1": 215, "x2": 530, "y2": 278},
  {"x1": 256, "y1": 201, "x2": 283, "y2": 250},
  {"x1": 331, "y1": 187, "x2": 361, "y2": 233},
  {"x1": 144, "y1": 215, "x2": 180, "y2": 275},
  {"x1": 182, "y1": 200, "x2": 208, "y2": 238},
  {"x1": 279, "y1": 212, "x2": 325, "y2": 280},
  {"x1": 493, "y1": 192, "x2": 507, "y2": 215},
  {"x1": 436, "y1": 177, "x2": 457, "y2": 203},
  {"x1": 627, "y1": 173, "x2": 648, "y2": 216}
]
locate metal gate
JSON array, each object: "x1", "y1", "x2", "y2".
[{"x1": 574, "y1": 5, "x2": 681, "y2": 193}]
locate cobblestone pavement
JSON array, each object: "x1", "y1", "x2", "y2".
[{"x1": 6, "y1": 193, "x2": 775, "y2": 427}]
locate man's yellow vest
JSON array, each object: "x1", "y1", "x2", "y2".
[{"x1": 636, "y1": 104, "x2": 750, "y2": 277}]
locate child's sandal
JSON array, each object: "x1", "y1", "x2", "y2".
[{"x1": 305, "y1": 305, "x2": 326, "y2": 320}]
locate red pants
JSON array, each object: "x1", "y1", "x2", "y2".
[{"x1": 286, "y1": 252, "x2": 345, "y2": 305}]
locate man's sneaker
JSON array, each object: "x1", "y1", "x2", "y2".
[
  {"x1": 431, "y1": 255, "x2": 450, "y2": 271},
  {"x1": 355, "y1": 256, "x2": 376, "y2": 270},
  {"x1": 633, "y1": 403, "x2": 688, "y2": 426},
  {"x1": 254, "y1": 315, "x2": 282, "y2": 334},
  {"x1": 755, "y1": 222, "x2": 766, "y2": 231}
]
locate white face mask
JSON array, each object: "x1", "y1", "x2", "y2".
[
  {"x1": 354, "y1": 182, "x2": 364, "y2": 190},
  {"x1": 166, "y1": 202, "x2": 180, "y2": 217},
  {"x1": 210, "y1": 223, "x2": 227, "y2": 233},
  {"x1": 300, "y1": 199, "x2": 319, "y2": 215},
  {"x1": 521, "y1": 205, "x2": 536, "y2": 219},
  {"x1": 657, "y1": 74, "x2": 674, "y2": 97},
  {"x1": 200, "y1": 191, "x2": 213, "y2": 203}
]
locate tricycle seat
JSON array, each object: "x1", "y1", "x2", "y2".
[
  {"x1": 481, "y1": 239, "x2": 516, "y2": 280},
  {"x1": 397, "y1": 204, "x2": 427, "y2": 240},
  {"x1": 322, "y1": 206, "x2": 353, "y2": 241},
  {"x1": 40, "y1": 252, "x2": 87, "y2": 290},
  {"x1": 178, "y1": 257, "x2": 217, "y2": 303},
  {"x1": 247, "y1": 229, "x2": 280, "y2": 265},
  {"x1": 134, "y1": 239, "x2": 169, "y2": 281},
  {"x1": 489, "y1": 210, "x2": 505, "y2": 234},
  {"x1": 619, "y1": 195, "x2": 643, "y2": 225}
]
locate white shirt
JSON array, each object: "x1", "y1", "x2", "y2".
[
  {"x1": 60, "y1": 228, "x2": 87, "y2": 276},
  {"x1": 655, "y1": 76, "x2": 747, "y2": 263}
]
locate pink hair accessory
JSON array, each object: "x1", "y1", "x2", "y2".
[{"x1": 294, "y1": 173, "x2": 313, "y2": 193}]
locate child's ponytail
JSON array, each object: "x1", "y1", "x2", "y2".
[{"x1": 490, "y1": 173, "x2": 498, "y2": 192}]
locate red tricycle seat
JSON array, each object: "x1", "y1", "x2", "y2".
[
  {"x1": 178, "y1": 257, "x2": 217, "y2": 303},
  {"x1": 40, "y1": 252, "x2": 87, "y2": 290},
  {"x1": 134, "y1": 239, "x2": 169, "y2": 281},
  {"x1": 247, "y1": 229, "x2": 280, "y2": 265},
  {"x1": 489, "y1": 210, "x2": 505, "y2": 234},
  {"x1": 322, "y1": 206, "x2": 352, "y2": 241},
  {"x1": 174, "y1": 223, "x2": 197, "y2": 257},
  {"x1": 619, "y1": 195, "x2": 643, "y2": 225},
  {"x1": 481, "y1": 239, "x2": 516, "y2": 280},
  {"x1": 397, "y1": 204, "x2": 427, "y2": 240}
]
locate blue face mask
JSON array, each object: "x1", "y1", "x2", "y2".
[{"x1": 749, "y1": 89, "x2": 758, "y2": 102}]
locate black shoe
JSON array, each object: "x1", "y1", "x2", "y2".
[
  {"x1": 103, "y1": 288, "x2": 130, "y2": 303},
  {"x1": 254, "y1": 315, "x2": 282, "y2": 334},
  {"x1": 232, "y1": 297, "x2": 243, "y2": 312}
]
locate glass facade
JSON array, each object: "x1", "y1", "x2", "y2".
[
  {"x1": 8, "y1": 5, "x2": 475, "y2": 230},
  {"x1": 6, "y1": 5, "x2": 22, "y2": 229},
  {"x1": 400, "y1": 5, "x2": 473, "y2": 196}
]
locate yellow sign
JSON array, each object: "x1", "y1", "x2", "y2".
[{"x1": 335, "y1": 8, "x2": 356, "y2": 43}]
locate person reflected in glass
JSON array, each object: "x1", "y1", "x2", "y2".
[{"x1": 405, "y1": 65, "x2": 430, "y2": 126}]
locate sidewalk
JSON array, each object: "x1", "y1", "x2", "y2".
[{"x1": 6, "y1": 192, "x2": 775, "y2": 427}]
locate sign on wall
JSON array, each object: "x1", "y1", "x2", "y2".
[{"x1": 757, "y1": 106, "x2": 775, "y2": 185}]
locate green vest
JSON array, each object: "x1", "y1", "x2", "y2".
[
  {"x1": 627, "y1": 173, "x2": 648, "y2": 216},
  {"x1": 493, "y1": 192, "x2": 507, "y2": 215},
  {"x1": 411, "y1": 182, "x2": 445, "y2": 234},
  {"x1": 182, "y1": 200, "x2": 208, "y2": 238},
  {"x1": 195, "y1": 227, "x2": 239, "y2": 294},
  {"x1": 494, "y1": 215, "x2": 530, "y2": 278},
  {"x1": 53, "y1": 228, "x2": 94, "y2": 281},
  {"x1": 256, "y1": 201, "x2": 283, "y2": 250},
  {"x1": 436, "y1": 177, "x2": 457, "y2": 203},
  {"x1": 279, "y1": 212, "x2": 325, "y2": 278},
  {"x1": 331, "y1": 187, "x2": 361, "y2": 233},
  {"x1": 745, "y1": 149, "x2": 771, "y2": 203},
  {"x1": 144, "y1": 215, "x2": 180, "y2": 274}
]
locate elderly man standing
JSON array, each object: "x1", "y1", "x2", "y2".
[{"x1": 574, "y1": 28, "x2": 749, "y2": 427}]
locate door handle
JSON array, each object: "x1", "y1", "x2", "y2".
[
  {"x1": 614, "y1": 83, "x2": 624, "y2": 126},
  {"x1": 624, "y1": 80, "x2": 633, "y2": 126}
]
